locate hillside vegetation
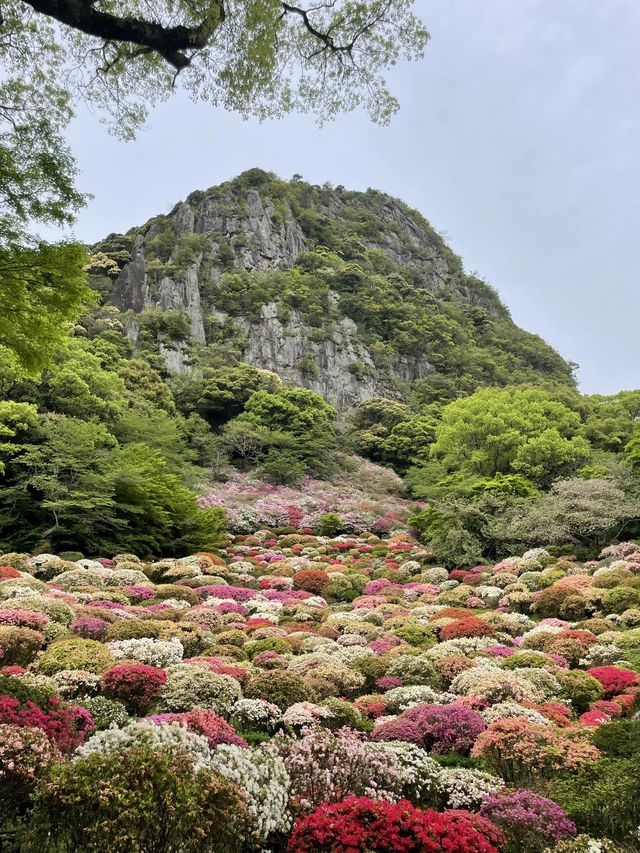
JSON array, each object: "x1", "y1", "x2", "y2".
[{"x1": 1, "y1": 171, "x2": 639, "y2": 564}]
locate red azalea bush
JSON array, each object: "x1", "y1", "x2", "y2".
[
  {"x1": 578, "y1": 710, "x2": 610, "y2": 727},
  {"x1": 0, "y1": 696, "x2": 94, "y2": 752},
  {"x1": 586, "y1": 666, "x2": 638, "y2": 696},
  {"x1": 292, "y1": 570, "x2": 331, "y2": 594},
  {"x1": 101, "y1": 664, "x2": 167, "y2": 714},
  {"x1": 288, "y1": 797, "x2": 500, "y2": 853},
  {"x1": 439, "y1": 617, "x2": 496, "y2": 642},
  {"x1": 372, "y1": 703, "x2": 485, "y2": 754},
  {"x1": 0, "y1": 567, "x2": 21, "y2": 579}
]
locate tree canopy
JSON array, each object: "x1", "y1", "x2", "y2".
[
  {"x1": 428, "y1": 386, "x2": 590, "y2": 487},
  {"x1": 6, "y1": 0, "x2": 428, "y2": 133}
]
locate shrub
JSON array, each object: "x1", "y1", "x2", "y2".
[
  {"x1": 0, "y1": 695, "x2": 94, "y2": 752},
  {"x1": 0, "y1": 724, "x2": 61, "y2": 819},
  {"x1": 372, "y1": 703, "x2": 485, "y2": 755},
  {"x1": 551, "y1": 754, "x2": 640, "y2": 843},
  {"x1": 0, "y1": 674, "x2": 56, "y2": 707},
  {"x1": 471, "y1": 718, "x2": 599, "y2": 785},
  {"x1": 245, "y1": 670, "x2": 311, "y2": 710},
  {"x1": 433, "y1": 655, "x2": 477, "y2": 688},
  {"x1": 288, "y1": 796, "x2": 500, "y2": 853},
  {"x1": 38, "y1": 637, "x2": 115, "y2": 675},
  {"x1": 71, "y1": 617, "x2": 109, "y2": 640},
  {"x1": 320, "y1": 697, "x2": 371, "y2": 732},
  {"x1": 370, "y1": 741, "x2": 442, "y2": 805},
  {"x1": 555, "y1": 669, "x2": 604, "y2": 713},
  {"x1": 440, "y1": 618, "x2": 495, "y2": 642},
  {"x1": 436, "y1": 768, "x2": 504, "y2": 810},
  {"x1": 26, "y1": 745, "x2": 246, "y2": 853},
  {"x1": 164, "y1": 708, "x2": 248, "y2": 748},
  {"x1": 601, "y1": 586, "x2": 640, "y2": 614},
  {"x1": 591, "y1": 719, "x2": 640, "y2": 757},
  {"x1": 210, "y1": 744, "x2": 291, "y2": 840},
  {"x1": 104, "y1": 619, "x2": 166, "y2": 642},
  {"x1": 317, "y1": 514, "x2": 341, "y2": 536},
  {"x1": 480, "y1": 790, "x2": 576, "y2": 852},
  {"x1": 389, "y1": 623, "x2": 437, "y2": 648},
  {"x1": 160, "y1": 668, "x2": 241, "y2": 715},
  {"x1": 101, "y1": 664, "x2": 167, "y2": 714},
  {"x1": 0, "y1": 609, "x2": 49, "y2": 629},
  {"x1": 386, "y1": 655, "x2": 438, "y2": 687},
  {"x1": 107, "y1": 637, "x2": 184, "y2": 667},
  {"x1": 0, "y1": 626, "x2": 45, "y2": 665},
  {"x1": 586, "y1": 666, "x2": 637, "y2": 697},
  {"x1": 281, "y1": 727, "x2": 400, "y2": 812},
  {"x1": 80, "y1": 696, "x2": 130, "y2": 730},
  {"x1": 293, "y1": 570, "x2": 330, "y2": 594}
]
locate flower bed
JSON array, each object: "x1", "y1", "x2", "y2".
[{"x1": 0, "y1": 536, "x2": 638, "y2": 849}]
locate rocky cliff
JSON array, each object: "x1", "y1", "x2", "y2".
[{"x1": 88, "y1": 169, "x2": 572, "y2": 409}]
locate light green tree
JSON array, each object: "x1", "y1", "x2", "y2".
[
  {"x1": 0, "y1": 243, "x2": 95, "y2": 373},
  {"x1": 429, "y1": 386, "x2": 591, "y2": 487}
]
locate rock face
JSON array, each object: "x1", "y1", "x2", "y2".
[{"x1": 93, "y1": 169, "x2": 568, "y2": 408}]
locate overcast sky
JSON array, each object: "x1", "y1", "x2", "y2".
[{"x1": 63, "y1": 0, "x2": 640, "y2": 395}]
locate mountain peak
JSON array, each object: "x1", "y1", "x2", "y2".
[{"x1": 87, "y1": 172, "x2": 573, "y2": 409}]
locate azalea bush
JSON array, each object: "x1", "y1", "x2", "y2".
[
  {"x1": 479, "y1": 789, "x2": 576, "y2": 852},
  {"x1": 100, "y1": 664, "x2": 167, "y2": 714},
  {"x1": 26, "y1": 745, "x2": 246, "y2": 853},
  {"x1": 288, "y1": 796, "x2": 501, "y2": 853},
  {"x1": 372, "y1": 703, "x2": 485, "y2": 754},
  {"x1": 0, "y1": 724, "x2": 61, "y2": 819},
  {"x1": 0, "y1": 695, "x2": 94, "y2": 752},
  {"x1": 472, "y1": 718, "x2": 599, "y2": 785}
]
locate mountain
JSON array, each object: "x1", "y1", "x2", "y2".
[{"x1": 87, "y1": 169, "x2": 573, "y2": 409}]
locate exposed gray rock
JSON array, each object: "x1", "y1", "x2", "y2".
[
  {"x1": 104, "y1": 177, "x2": 499, "y2": 406},
  {"x1": 111, "y1": 234, "x2": 148, "y2": 312},
  {"x1": 157, "y1": 265, "x2": 205, "y2": 342}
]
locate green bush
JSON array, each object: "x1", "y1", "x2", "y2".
[
  {"x1": 591, "y1": 719, "x2": 640, "y2": 758},
  {"x1": 317, "y1": 513, "x2": 342, "y2": 536},
  {"x1": 104, "y1": 620, "x2": 166, "y2": 642},
  {"x1": 552, "y1": 755, "x2": 640, "y2": 843},
  {"x1": 244, "y1": 670, "x2": 311, "y2": 710},
  {"x1": 602, "y1": 586, "x2": 640, "y2": 614},
  {"x1": 25, "y1": 746, "x2": 245, "y2": 853},
  {"x1": 37, "y1": 638, "x2": 115, "y2": 675},
  {"x1": 320, "y1": 698, "x2": 372, "y2": 732},
  {"x1": 555, "y1": 668, "x2": 604, "y2": 713},
  {"x1": 0, "y1": 674, "x2": 56, "y2": 707}
]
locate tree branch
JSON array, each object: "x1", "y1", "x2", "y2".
[
  {"x1": 281, "y1": 1, "x2": 351, "y2": 55},
  {"x1": 19, "y1": 0, "x2": 225, "y2": 69}
]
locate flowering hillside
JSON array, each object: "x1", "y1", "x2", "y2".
[
  {"x1": 0, "y1": 534, "x2": 638, "y2": 851},
  {"x1": 199, "y1": 458, "x2": 414, "y2": 534}
]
